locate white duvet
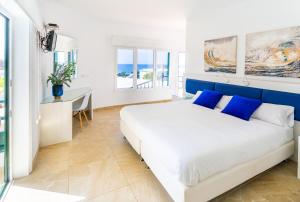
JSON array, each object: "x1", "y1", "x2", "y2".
[{"x1": 120, "y1": 100, "x2": 293, "y2": 186}]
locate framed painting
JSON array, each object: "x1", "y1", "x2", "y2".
[
  {"x1": 204, "y1": 36, "x2": 237, "y2": 73},
  {"x1": 246, "y1": 26, "x2": 300, "y2": 78}
]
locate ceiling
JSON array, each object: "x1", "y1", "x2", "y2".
[{"x1": 39, "y1": 0, "x2": 240, "y2": 30}]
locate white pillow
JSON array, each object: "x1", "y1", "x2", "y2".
[
  {"x1": 216, "y1": 95, "x2": 233, "y2": 110},
  {"x1": 191, "y1": 91, "x2": 202, "y2": 102},
  {"x1": 252, "y1": 103, "x2": 294, "y2": 128},
  {"x1": 185, "y1": 92, "x2": 195, "y2": 99}
]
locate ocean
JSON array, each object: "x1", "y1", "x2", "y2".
[{"x1": 118, "y1": 64, "x2": 168, "y2": 74}]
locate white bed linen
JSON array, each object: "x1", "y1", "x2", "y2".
[{"x1": 120, "y1": 100, "x2": 293, "y2": 186}]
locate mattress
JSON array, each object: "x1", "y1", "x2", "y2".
[{"x1": 120, "y1": 100, "x2": 294, "y2": 186}]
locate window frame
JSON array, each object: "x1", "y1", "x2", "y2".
[
  {"x1": 53, "y1": 49, "x2": 78, "y2": 80},
  {"x1": 136, "y1": 48, "x2": 155, "y2": 90},
  {"x1": 115, "y1": 46, "x2": 171, "y2": 91},
  {"x1": 68, "y1": 49, "x2": 78, "y2": 79},
  {"x1": 115, "y1": 47, "x2": 135, "y2": 90},
  {"x1": 177, "y1": 52, "x2": 186, "y2": 97},
  {"x1": 155, "y1": 49, "x2": 171, "y2": 88},
  {"x1": 0, "y1": 7, "x2": 11, "y2": 197}
]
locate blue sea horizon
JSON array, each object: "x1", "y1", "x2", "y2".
[{"x1": 118, "y1": 64, "x2": 168, "y2": 73}]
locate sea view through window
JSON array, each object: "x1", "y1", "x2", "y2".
[{"x1": 116, "y1": 48, "x2": 170, "y2": 89}]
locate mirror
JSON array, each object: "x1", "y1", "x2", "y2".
[{"x1": 53, "y1": 35, "x2": 78, "y2": 77}]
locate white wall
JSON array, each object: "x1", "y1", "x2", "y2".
[
  {"x1": 15, "y1": 0, "x2": 43, "y2": 30},
  {"x1": 186, "y1": 0, "x2": 300, "y2": 92},
  {"x1": 40, "y1": 1, "x2": 185, "y2": 108},
  {"x1": 10, "y1": 8, "x2": 32, "y2": 178},
  {"x1": 186, "y1": 0, "x2": 300, "y2": 160}
]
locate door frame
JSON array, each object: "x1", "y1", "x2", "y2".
[{"x1": 0, "y1": 7, "x2": 12, "y2": 198}]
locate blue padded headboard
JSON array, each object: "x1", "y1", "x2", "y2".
[
  {"x1": 215, "y1": 83, "x2": 262, "y2": 99},
  {"x1": 186, "y1": 79, "x2": 215, "y2": 94},
  {"x1": 185, "y1": 78, "x2": 300, "y2": 121}
]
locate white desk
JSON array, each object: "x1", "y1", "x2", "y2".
[{"x1": 40, "y1": 87, "x2": 93, "y2": 147}]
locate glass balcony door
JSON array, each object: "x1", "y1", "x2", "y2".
[
  {"x1": 156, "y1": 51, "x2": 170, "y2": 87},
  {"x1": 177, "y1": 52, "x2": 185, "y2": 97},
  {"x1": 137, "y1": 49, "x2": 154, "y2": 89},
  {"x1": 117, "y1": 48, "x2": 134, "y2": 89},
  {"x1": 0, "y1": 12, "x2": 9, "y2": 196}
]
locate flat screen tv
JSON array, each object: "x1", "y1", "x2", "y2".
[{"x1": 45, "y1": 30, "x2": 57, "y2": 52}]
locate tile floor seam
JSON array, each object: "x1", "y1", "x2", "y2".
[
  {"x1": 83, "y1": 184, "x2": 131, "y2": 201},
  {"x1": 127, "y1": 182, "x2": 139, "y2": 202},
  {"x1": 113, "y1": 161, "x2": 140, "y2": 200},
  {"x1": 68, "y1": 140, "x2": 130, "y2": 200},
  {"x1": 106, "y1": 131, "x2": 140, "y2": 202},
  {"x1": 85, "y1": 185, "x2": 137, "y2": 202}
]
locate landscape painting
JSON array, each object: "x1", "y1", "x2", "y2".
[
  {"x1": 204, "y1": 36, "x2": 237, "y2": 73},
  {"x1": 246, "y1": 26, "x2": 300, "y2": 78}
]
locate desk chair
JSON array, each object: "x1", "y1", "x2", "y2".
[{"x1": 73, "y1": 92, "x2": 91, "y2": 128}]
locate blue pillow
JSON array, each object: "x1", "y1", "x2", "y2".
[
  {"x1": 222, "y1": 95, "x2": 262, "y2": 121},
  {"x1": 193, "y1": 90, "x2": 223, "y2": 109}
]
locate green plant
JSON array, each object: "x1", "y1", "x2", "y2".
[
  {"x1": 47, "y1": 63, "x2": 76, "y2": 87},
  {"x1": 143, "y1": 72, "x2": 153, "y2": 80}
]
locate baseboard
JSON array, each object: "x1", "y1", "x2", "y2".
[
  {"x1": 31, "y1": 148, "x2": 39, "y2": 172},
  {"x1": 93, "y1": 99, "x2": 172, "y2": 111}
]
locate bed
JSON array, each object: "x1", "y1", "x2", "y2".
[{"x1": 120, "y1": 79, "x2": 299, "y2": 202}]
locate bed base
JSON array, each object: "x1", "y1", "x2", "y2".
[
  {"x1": 120, "y1": 120, "x2": 295, "y2": 202},
  {"x1": 120, "y1": 120, "x2": 141, "y2": 154}
]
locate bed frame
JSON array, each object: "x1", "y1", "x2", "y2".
[
  {"x1": 121, "y1": 120, "x2": 294, "y2": 202},
  {"x1": 120, "y1": 78, "x2": 300, "y2": 202}
]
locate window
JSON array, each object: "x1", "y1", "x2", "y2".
[
  {"x1": 54, "y1": 50, "x2": 78, "y2": 78},
  {"x1": 117, "y1": 48, "x2": 134, "y2": 89},
  {"x1": 177, "y1": 52, "x2": 186, "y2": 97},
  {"x1": 54, "y1": 51, "x2": 65, "y2": 66},
  {"x1": 137, "y1": 49, "x2": 154, "y2": 89},
  {"x1": 156, "y1": 51, "x2": 170, "y2": 87},
  {"x1": 68, "y1": 49, "x2": 78, "y2": 77},
  {"x1": 0, "y1": 12, "x2": 9, "y2": 195},
  {"x1": 68, "y1": 50, "x2": 77, "y2": 64},
  {"x1": 116, "y1": 48, "x2": 170, "y2": 89},
  {"x1": 53, "y1": 35, "x2": 78, "y2": 78}
]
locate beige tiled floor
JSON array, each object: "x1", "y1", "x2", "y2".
[{"x1": 13, "y1": 106, "x2": 300, "y2": 202}]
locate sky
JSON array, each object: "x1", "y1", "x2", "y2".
[
  {"x1": 118, "y1": 49, "x2": 133, "y2": 64},
  {"x1": 118, "y1": 49, "x2": 169, "y2": 65},
  {"x1": 137, "y1": 49, "x2": 153, "y2": 64}
]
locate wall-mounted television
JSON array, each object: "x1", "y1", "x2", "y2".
[{"x1": 41, "y1": 30, "x2": 57, "y2": 52}]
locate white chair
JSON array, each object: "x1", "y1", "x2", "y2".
[{"x1": 73, "y1": 92, "x2": 91, "y2": 128}]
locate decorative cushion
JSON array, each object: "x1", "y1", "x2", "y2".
[
  {"x1": 193, "y1": 90, "x2": 223, "y2": 109},
  {"x1": 222, "y1": 96, "x2": 262, "y2": 121}
]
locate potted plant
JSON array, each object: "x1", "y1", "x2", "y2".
[{"x1": 47, "y1": 63, "x2": 76, "y2": 99}]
